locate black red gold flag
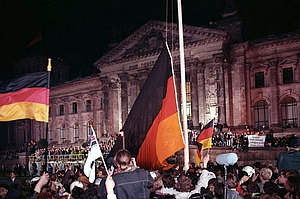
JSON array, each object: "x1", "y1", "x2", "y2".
[
  {"x1": 0, "y1": 72, "x2": 49, "y2": 122},
  {"x1": 113, "y1": 43, "x2": 184, "y2": 170},
  {"x1": 195, "y1": 119, "x2": 214, "y2": 165}
]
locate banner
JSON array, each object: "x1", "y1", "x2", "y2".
[{"x1": 248, "y1": 135, "x2": 266, "y2": 147}]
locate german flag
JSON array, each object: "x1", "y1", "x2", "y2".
[
  {"x1": 195, "y1": 120, "x2": 214, "y2": 165},
  {"x1": 115, "y1": 43, "x2": 184, "y2": 170},
  {"x1": 0, "y1": 72, "x2": 49, "y2": 122}
]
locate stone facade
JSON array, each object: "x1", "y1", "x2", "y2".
[{"x1": 11, "y1": 20, "x2": 300, "y2": 147}]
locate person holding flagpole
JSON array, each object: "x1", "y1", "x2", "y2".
[
  {"x1": 97, "y1": 149, "x2": 153, "y2": 199},
  {"x1": 84, "y1": 125, "x2": 108, "y2": 183}
]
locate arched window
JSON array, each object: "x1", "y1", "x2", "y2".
[
  {"x1": 254, "y1": 100, "x2": 269, "y2": 131},
  {"x1": 281, "y1": 97, "x2": 297, "y2": 128},
  {"x1": 60, "y1": 124, "x2": 65, "y2": 143},
  {"x1": 74, "y1": 122, "x2": 79, "y2": 142},
  {"x1": 87, "y1": 121, "x2": 93, "y2": 139}
]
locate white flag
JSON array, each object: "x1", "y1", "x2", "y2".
[{"x1": 84, "y1": 126, "x2": 103, "y2": 183}]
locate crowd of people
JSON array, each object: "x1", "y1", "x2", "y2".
[
  {"x1": 188, "y1": 130, "x2": 296, "y2": 153},
  {"x1": 0, "y1": 133, "x2": 299, "y2": 198},
  {"x1": 30, "y1": 137, "x2": 116, "y2": 163},
  {"x1": 0, "y1": 135, "x2": 298, "y2": 199}
]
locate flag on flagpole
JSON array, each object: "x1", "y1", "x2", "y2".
[
  {"x1": 110, "y1": 43, "x2": 184, "y2": 170},
  {"x1": 195, "y1": 119, "x2": 214, "y2": 166},
  {"x1": 0, "y1": 72, "x2": 49, "y2": 122},
  {"x1": 84, "y1": 126, "x2": 103, "y2": 183}
]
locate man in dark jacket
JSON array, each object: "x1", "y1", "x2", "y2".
[
  {"x1": 98, "y1": 149, "x2": 153, "y2": 199},
  {"x1": 6, "y1": 171, "x2": 22, "y2": 199},
  {"x1": 277, "y1": 135, "x2": 300, "y2": 175}
]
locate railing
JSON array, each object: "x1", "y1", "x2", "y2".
[
  {"x1": 29, "y1": 154, "x2": 86, "y2": 163},
  {"x1": 29, "y1": 152, "x2": 110, "y2": 163}
]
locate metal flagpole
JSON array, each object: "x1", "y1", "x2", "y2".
[
  {"x1": 45, "y1": 58, "x2": 52, "y2": 171},
  {"x1": 177, "y1": 0, "x2": 189, "y2": 172}
]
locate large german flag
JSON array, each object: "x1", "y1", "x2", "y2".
[
  {"x1": 195, "y1": 119, "x2": 214, "y2": 165},
  {"x1": 117, "y1": 43, "x2": 184, "y2": 170},
  {"x1": 0, "y1": 72, "x2": 49, "y2": 122}
]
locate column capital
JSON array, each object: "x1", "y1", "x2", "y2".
[
  {"x1": 99, "y1": 76, "x2": 110, "y2": 85},
  {"x1": 213, "y1": 53, "x2": 225, "y2": 64},
  {"x1": 118, "y1": 72, "x2": 130, "y2": 82}
]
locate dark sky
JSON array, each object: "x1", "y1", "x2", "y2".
[{"x1": 0, "y1": 0, "x2": 299, "y2": 80}]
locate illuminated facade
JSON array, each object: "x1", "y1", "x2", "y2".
[{"x1": 10, "y1": 22, "x2": 300, "y2": 147}]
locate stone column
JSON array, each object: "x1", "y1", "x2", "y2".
[
  {"x1": 198, "y1": 63, "x2": 206, "y2": 124},
  {"x1": 118, "y1": 73, "x2": 130, "y2": 126},
  {"x1": 100, "y1": 76, "x2": 110, "y2": 135},
  {"x1": 213, "y1": 54, "x2": 226, "y2": 125},
  {"x1": 138, "y1": 69, "x2": 150, "y2": 89},
  {"x1": 190, "y1": 61, "x2": 199, "y2": 129},
  {"x1": 268, "y1": 58, "x2": 280, "y2": 129},
  {"x1": 204, "y1": 59, "x2": 218, "y2": 122},
  {"x1": 245, "y1": 63, "x2": 252, "y2": 126},
  {"x1": 111, "y1": 83, "x2": 121, "y2": 135},
  {"x1": 129, "y1": 76, "x2": 140, "y2": 110}
]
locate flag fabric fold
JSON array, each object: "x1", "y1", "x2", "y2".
[
  {"x1": 84, "y1": 126, "x2": 103, "y2": 183},
  {"x1": 195, "y1": 119, "x2": 214, "y2": 166},
  {"x1": 0, "y1": 72, "x2": 49, "y2": 122},
  {"x1": 111, "y1": 43, "x2": 184, "y2": 170}
]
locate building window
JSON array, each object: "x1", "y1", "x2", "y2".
[
  {"x1": 255, "y1": 72, "x2": 264, "y2": 88},
  {"x1": 281, "y1": 97, "x2": 297, "y2": 128},
  {"x1": 283, "y1": 67, "x2": 293, "y2": 84},
  {"x1": 60, "y1": 124, "x2": 65, "y2": 142},
  {"x1": 73, "y1": 123, "x2": 79, "y2": 142},
  {"x1": 254, "y1": 100, "x2": 269, "y2": 131},
  {"x1": 87, "y1": 121, "x2": 93, "y2": 140},
  {"x1": 72, "y1": 102, "x2": 77, "y2": 114},
  {"x1": 186, "y1": 81, "x2": 192, "y2": 121},
  {"x1": 86, "y1": 100, "x2": 92, "y2": 112},
  {"x1": 59, "y1": 105, "x2": 64, "y2": 115}
]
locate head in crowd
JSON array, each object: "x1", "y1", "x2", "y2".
[
  {"x1": 227, "y1": 173, "x2": 238, "y2": 189},
  {"x1": 114, "y1": 149, "x2": 131, "y2": 171},
  {"x1": 9, "y1": 171, "x2": 16, "y2": 180},
  {"x1": 175, "y1": 174, "x2": 194, "y2": 192},
  {"x1": 149, "y1": 171, "x2": 163, "y2": 193},
  {"x1": 245, "y1": 181, "x2": 260, "y2": 197},
  {"x1": 34, "y1": 192, "x2": 53, "y2": 199},
  {"x1": 287, "y1": 135, "x2": 300, "y2": 149},
  {"x1": 213, "y1": 182, "x2": 224, "y2": 199},
  {"x1": 71, "y1": 186, "x2": 85, "y2": 198},
  {"x1": 0, "y1": 184, "x2": 8, "y2": 199},
  {"x1": 285, "y1": 176, "x2": 300, "y2": 193},
  {"x1": 259, "y1": 167, "x2": 273, "y2": 182},
  {"x1": 162, "y1": 173, "x2": 175, "y2": 188},
  {"x1": 278, "y1": 169, "x2": 296, "y2": 186}
]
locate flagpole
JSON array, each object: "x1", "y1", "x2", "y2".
[
  {"x1": 45, "y1": 58, "x2": 52, "y2": 171},
  {"x1": 177, "y1": 0, "x2": 189, "y2": 172}
]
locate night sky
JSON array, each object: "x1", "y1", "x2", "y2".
[{"x1": 0, "y1": 0, "x2": 299, "y2": 81}]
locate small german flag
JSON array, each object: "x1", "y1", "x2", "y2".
[
  {"x1": 112, "y1": 43, "x2": 184, "y2": 170},
  {"x1": 195, "y1": 119, "x2": 214, "y2": 165},
  {"x1": 0, "y1": 72, "x2": 49, "y2": 122}
]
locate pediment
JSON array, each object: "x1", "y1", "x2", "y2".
[
  {"x1": 94, "y1": 20, "x2": 227, "y2": 68},
  {"x1": 279, "y1": 57, "x2": 298, "y2": 66}
]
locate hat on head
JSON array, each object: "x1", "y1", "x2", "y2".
[
  {"x1": 242, "y1": 166, "x2": 255, "y2": 177},
  {"x1": 70, "y1": 181, "x2": 83, "y2": 193}
]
